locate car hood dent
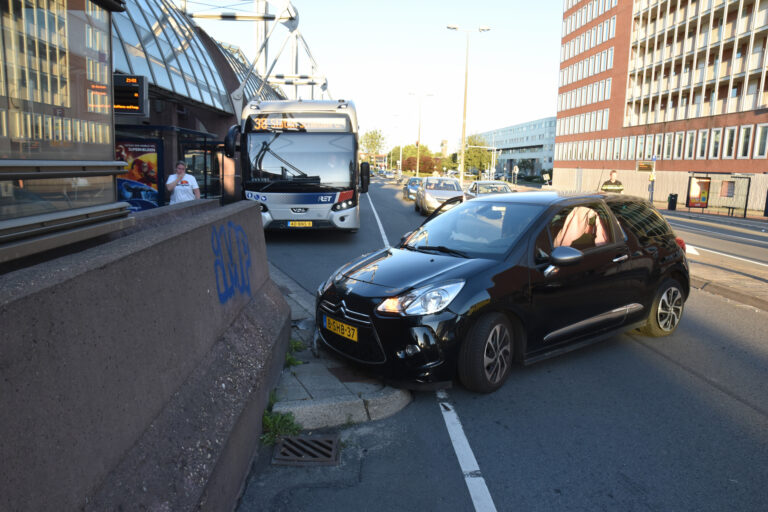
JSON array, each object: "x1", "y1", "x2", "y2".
[{"x1": 340, "y1": 247, "x2": 494, "y2": 292}]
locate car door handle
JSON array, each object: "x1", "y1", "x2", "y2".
[{"x1": 612, "y1": 254, "x2": 628, "y2": 263}]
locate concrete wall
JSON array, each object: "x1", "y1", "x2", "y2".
[
  {"x1": 554, "y1": 167, "x2": 768, "y2": 215},
  {"x1": 0, "y1": 200, "x2": 290, "y2": 511}
]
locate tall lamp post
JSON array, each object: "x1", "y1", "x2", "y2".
[
  {"x1": 447, "y1": 24, "x2": 490, "y2": 186},
  {"x1": 409, "y1": 92, "x2": 433, "y2": 178}
]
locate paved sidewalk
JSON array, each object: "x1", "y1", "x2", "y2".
[{"x1": 268, "y1": 263, "x2": 411, "y2": 431}]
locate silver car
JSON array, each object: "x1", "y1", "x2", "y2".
[
  {"x1": 414, "y1": 177, "x2": 463, "y2": 215},
  {"x1": 464, "y1": 180, "x2": 514, "y2": 200}
]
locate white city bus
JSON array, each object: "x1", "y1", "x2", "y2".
[{"x1": 224, "y1": 99, "x2": 370, "y2": 232}]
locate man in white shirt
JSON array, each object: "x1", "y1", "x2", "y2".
[{"x1": 166, "y1": 161, "x2": 200, "y2": 204}]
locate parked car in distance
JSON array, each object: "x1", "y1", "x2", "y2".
[
  {"x1": 384, "y1": 170, "x2": 395, "y2": 180},
  {"x1": 315, "y1": 192, "x2": 689, "y2": 393},
  {"x1": 402, "y1": 177, "x2": 422, "y2": 200},
  {"x1": 464, "y1": 180, "x2": 514, "y2": 200},
  {"x1": 414, "y1": 177, "x2": 463, "y2": 215}
]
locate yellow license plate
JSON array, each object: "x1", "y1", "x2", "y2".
[
  {"x1": 324, "y1": 315, "x2": 358, "y2": 342},
  {"x1": 288, "y1": 221, "x2": 313, "y2": 227}
]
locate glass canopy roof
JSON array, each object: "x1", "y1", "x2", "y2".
[{"x1": 111, "y1": 0, "x2": 283, "y2": 114}]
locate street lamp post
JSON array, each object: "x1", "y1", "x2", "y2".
[
  {"x1": 447, "y1": 24, "x2": 490, "y2": 187},
  {"x1": 409, "y1": 92, "x2": 433, "y2": 178}
]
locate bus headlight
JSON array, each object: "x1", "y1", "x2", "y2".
[{"x1": 332, "y1": 198, "x2": 356, "y2": 211}]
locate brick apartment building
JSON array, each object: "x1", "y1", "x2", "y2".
[{"x1": 554, "y1": 0, "x2": 768, "y2": 214}]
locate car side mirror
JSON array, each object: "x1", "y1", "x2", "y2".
[
  {"x1": 550, "y1": 246, "x2": 584, "y2": 266},
  {"x1": 224, "y1": 124, "x2": 240, "y2": 158},
  {"x1": 360, "y1": 162, "x2": 370, "y2": 193}
]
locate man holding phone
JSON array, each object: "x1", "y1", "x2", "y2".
[{"x1": 166, "y1": 161, "x2": 200, "y2": 204}]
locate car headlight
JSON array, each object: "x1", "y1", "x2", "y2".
[{"x1": 377, "y1": 280, "x2": 464, "y2": 316}]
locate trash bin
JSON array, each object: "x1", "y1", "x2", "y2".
[{"x1": 668, "y1": 193, "x2": 678, "y2": 211}]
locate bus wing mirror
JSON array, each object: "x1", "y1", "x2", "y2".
[
  {"x1": 360, "y1": 162, "x2": 370, "y2": 193},
  {"x1": 224, "y1": 124, "x2": 240, "y2": 158}
]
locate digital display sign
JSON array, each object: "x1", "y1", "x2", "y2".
[
  {"x1": 113, "y1": 74, "x2": 148, "y2": 116},
  {"x1": 248, "y1": 113, "x2": 351, "y2": 133}
]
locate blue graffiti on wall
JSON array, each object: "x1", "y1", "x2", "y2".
[{"x1": 212, "y1": 221, "x2": 252, "y2": 304}]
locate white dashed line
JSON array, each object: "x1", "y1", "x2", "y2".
[{"x1": 436, "y1": 390, "x2": 498, "y2": 512}]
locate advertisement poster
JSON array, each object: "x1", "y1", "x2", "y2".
[
  {"x1": 686, "y1": 176, "x2": 711, "y2": 208},
  {"x1": 116, "y1": 140, "x2": 160, "y2": 211}
]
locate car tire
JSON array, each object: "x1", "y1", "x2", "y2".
[
  {"x1": 639, "y1": 278, "x2": 685, "y2": 337},
  {"x1": 458, "y1": 313, "x2": 514, "y2": 393}
]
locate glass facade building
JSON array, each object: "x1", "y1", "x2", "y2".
[{"x1": 1, "y1": 0, "x2": 283, "y2": 264}]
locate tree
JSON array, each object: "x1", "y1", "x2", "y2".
[
  {"x1": 463, "y1": 134, "x2": 491, "y2": 172},
  {"x1": 361, "y1": 130, "x2": 385, "y2": 156}
]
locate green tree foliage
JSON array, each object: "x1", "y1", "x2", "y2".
[
  {"x1": 361, "y1": 129, "x2": 386, "y2": 156},
  {"x1": 463, "y1": 134, "x2": 491, "y2": 172},
  {"x1": 389, "y1": 144, "x2": 432, "y2": 170}
]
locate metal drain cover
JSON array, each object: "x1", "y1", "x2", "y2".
[{"x1": 272, "y1": 435, "x2": 340, "y2": 466}]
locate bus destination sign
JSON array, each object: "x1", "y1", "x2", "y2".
[{"x1": 248, "y1": 113, "x2": 350, "y2": 132}]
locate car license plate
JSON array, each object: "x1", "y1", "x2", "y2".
[
  {"x1": 288, "y1": 221, "x2": 313, "y2": 227},
  {"x1": 324, "y1": 315, "x2": 357, "y2": 342}
]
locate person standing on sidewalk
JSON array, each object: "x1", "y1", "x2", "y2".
[
  {"x1": 166, "y1": 161, "x2": 200, "y2": 204},
  {"x1": 601, "y1": 170, "x2": 624, "y2": 193}
]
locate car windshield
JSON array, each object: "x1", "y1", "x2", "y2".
[
  {"x1": 425, "y1": 179, "x2": 460, "y2": 191},
  {"x1": 479, "y1": 183, "x2": 512, "y2": 194},
  {"x1": 404, "y1": 200, "x2": 545, "y2": 259}
]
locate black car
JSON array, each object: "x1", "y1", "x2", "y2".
[{"x1": 315, "y1": 192, "x2": 689, "y2": 393}]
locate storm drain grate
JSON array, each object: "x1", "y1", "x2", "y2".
[{"x1": 272, "y1": 435, "x2": 340, "y2": 466}]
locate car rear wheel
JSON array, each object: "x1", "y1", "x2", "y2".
[
  {"x1": 458, "y1": 313, "x2": 513, "y2": 393},
  {"x1": 640, "y1": 278, "x2": 684, "y2": 337},
  {"x1": 414, "y1": 201, "x2": 420, "y2": 212}
]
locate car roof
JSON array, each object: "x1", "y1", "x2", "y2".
[
  {"x1": 472, "y1": 190, "x2": 624, "y2": 206},
  {"x1": 474, "y1": 180, "x2": 511, "y2": 185}
]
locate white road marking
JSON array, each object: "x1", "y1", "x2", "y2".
[
  {"x1": 365, "y1": 192, "x2": 390, "y2": 249},
  {"x1": 686, "y1": 245, "x2": 700, "y2": 255},
  {"x1": 436, "y1": 390, "x2": 498, "y2": 512},
  {"x1": 686, "y1": 244, "x2": 768, "y2": 267},
  {"x1": 670, "y1": 223, "x2": 768, "y2": 247}
]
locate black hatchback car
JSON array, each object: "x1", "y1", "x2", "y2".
[{"x1": 315, "y1": 192, "x2": 689, "y2": 393}]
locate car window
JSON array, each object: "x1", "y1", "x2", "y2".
[
  {"x1": 405, "y1": 200, "x2": 545, "y2": 259},
  {"x1": 533, "y1": 228, "x2": 552, "y2": 264},
  {"x1": 550, "y1": 203, "x2": 613, "y2": 251},
  {"x1": 608, "y1": 200, "x2": 671, "y2": 239}
]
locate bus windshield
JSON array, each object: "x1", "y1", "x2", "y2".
[{"x1": 245, "y1": 132, "x2": 355, "y2": 192}]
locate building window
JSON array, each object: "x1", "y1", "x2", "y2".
[
  {"x1": 738, "y1": 125, "x2": 753, "y2": 159},
  {"x1": 644, "y1": 135, "x2": 654, "y2": 159},
  {"x1": 620, "y1": 136, "x2": 629, "y2": 160},
  {"x1": 709, "y1": 128, "x2": 722, "y2": 159},
  {"x1": 614, "y1": 137, "x2": 621, "y2": 160},
  {"x1": 607, "y1": 138, "x2": 614, "y2": 160},
  {"x1": 685, "y1": 131, "x2": 696, "y2": 159},
  {"x1": 674, "y1": 132, "x2": 685, "y2": 159},
  {"x1": 603, "y1": 109, "x2": 609, "y2": 130},
  {"x1": 697, "y1": 129, "x2": 709, "y2": 159},
  {"x1": 720, "y1": 181, "x2": 735, "y2": 198},
  {"x1": 636, "y1": 136, "x2": 644, "y2": 160},
  {"x1": 754, "y1": 123, "x2": 768, "y2": 158},
  {"x1": 655, "y1": 134, "x2": 663, "y2": 159},
  {"x1": 600, "y1": 139, "x2": 607, "y2": 160},
  {"x1": 723, "y1": 126, "x2": 737, "y2": 159}
]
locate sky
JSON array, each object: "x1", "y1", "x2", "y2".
[{"x1": 185, "y1": 0, "x2": 564, "y2": 154}]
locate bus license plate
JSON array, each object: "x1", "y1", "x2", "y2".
[
  {"x1": 288, "y1": 221, "x2": 313, "y2": 228},
  {"x1": 324, "y1": 315, "x2": 357, "y2": 342}
]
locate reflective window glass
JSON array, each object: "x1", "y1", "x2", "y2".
[{"x1": 112, "y1": 34, "x2": 131, "y2": 73}]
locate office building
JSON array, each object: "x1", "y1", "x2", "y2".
[
  {"x1": 477, "y1": 117, "x2": 556, "y2": 178},
  {"x1": 554, "y1": 0, "x2": 768, "y2": 211}
]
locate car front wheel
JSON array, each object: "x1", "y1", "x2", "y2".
[
  {"x1": 458, "y1": 313, "x2": 513, "y2": 393},
  {"x1": 640, "y1": 278, "x2": 685, "y2": 337}
]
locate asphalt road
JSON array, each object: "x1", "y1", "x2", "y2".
[{"x1": 246, "y1": 180, "x2": 768, "y2": 512}]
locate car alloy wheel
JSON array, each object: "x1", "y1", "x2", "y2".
[
  {"x1": 458, "y1": 313, "x2": 514, "y2": 393},
  {"x1": 483, "y1": 323, "x2": 512, "y2": 385},
  {"x1": 640, "y1": 278, "x2": 685, "y2": 337},
  {"x1": 657, "y1": 285, "x2": 683, "y2": 332}
]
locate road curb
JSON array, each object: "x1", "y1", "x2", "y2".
[{"x1": 690, "y1": 276, "x2": 768, "y2": 312}]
